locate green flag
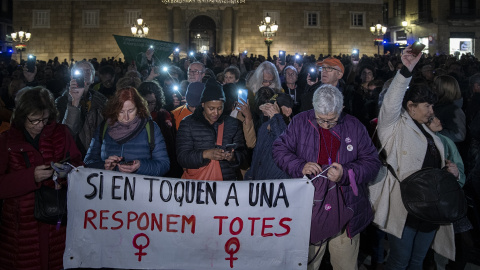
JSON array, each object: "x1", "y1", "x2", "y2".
[{"x1": 113, "y1": 35, "x2": 178, "y2": 68}]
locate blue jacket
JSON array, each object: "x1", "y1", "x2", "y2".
[
  {"x1": 84, "y1": 120, "x2": 170, "y2": 176},
  {"x1": 245, "y1": 113, "x2": 290, "y2": 180},
  {"x1": 272, "y1": 110, "x2": 381, "y2": 238}
]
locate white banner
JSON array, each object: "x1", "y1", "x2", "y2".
[{"x1": 64, "y1": 167, "x2": 314, "y2": 270}]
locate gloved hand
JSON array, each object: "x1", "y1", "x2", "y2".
[{"x1": 51, "y1": 162, "x2": 73, "y2": 179}]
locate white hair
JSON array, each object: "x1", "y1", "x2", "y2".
[
  {"x1": 246, "y1": 61, "x2": 282, "y2": 94},
  {"x1": 312, "y1": 84, "x2": 344, "y2": 115}
]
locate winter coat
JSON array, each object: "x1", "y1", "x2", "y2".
[
  {"x1": 245, "y1": 113, "x2": 289, "y2": 180},
  {"x1": 56, "y1": 88, "x2": 107, "y2": 157},
  {"x1": 176, "y1": 108, "x2": 247, "y2": 180},
  {"x1": 0, "y1": 122, "x2": 82, "y2": 270},
  {"x1": 272, "y1": 110, "x2": 381, "y2": 238},
  {"x1": 374, "y1": 69, "x2": 455, "y2": 260},
  {"x1": 84, "y1": 119, "x2": 170, "y2": 177},
  {"x1": 434, "y1": 98, "x2": 466, "y2": 143}
]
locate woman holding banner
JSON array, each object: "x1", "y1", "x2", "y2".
[
  {"x1": 84, "y1": 87, "x2": 170, "y2": 177},
  {"x1": 176, "y1": 78, "x2": 247, "y2": 180},
  {"x1": 0, "y1": 86, "x2": 83, "y2": 270}
]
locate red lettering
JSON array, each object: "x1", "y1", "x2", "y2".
[
  {"x1": 275, "y1": 217, "x2": 292, "y2": 237},
  {"x1": 229, "y1": 217, "x2": 243, "y2": 235},
  {"x1": 261, "y1": 217, "x2": 275, "y2": 237},
  {"x1": 151, "y1": 213, "x2": 163, "y2": 231},
  {"x1": 137, "y1": 212, "x2": 149, "y2": 230},
  {"x1": 84, "y1": 209, "x2": 97, "y2": 230},
  {"x1": 127, "y1": 211, "x2": 138, "y2": 229},
  {"x1": 214, "y1": 216, "x2": 228, "y2": 235},
  {"x1": 99, "y1": 210, "x2": 109, "y2": 230},
  {"x1": 181, "y1": 215, "x2": 196, "y2": 234},
  {"x1": 167, "y1": 214, "x2": 180, "y2": 232},
  {"x1": 248, "y1": 217, "x2": 261, "y2": 236},
  {"x1": 111, "y1": 211, "x2": 123, "y2": 230}
]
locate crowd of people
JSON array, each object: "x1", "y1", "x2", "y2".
[{"x1": 0, "y1": 45, "x2": 479, "y2": 270}]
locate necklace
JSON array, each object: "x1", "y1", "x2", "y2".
[{"x1": 320, "y1": 128, "x2": 333, "y2": 165}]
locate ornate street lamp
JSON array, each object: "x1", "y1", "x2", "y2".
[
  {"x1": 370, "y1": 21, "x2": 387, "y2": 55},
  {"x1": 258, "y1": 13, "x2": 278, "y2": 59},
  {"x1": 131, "y1": 15, "x2": 149, "y2": 38},
  {"x1": 9, "y1": 27, "x2": 31, "y2": 61}
]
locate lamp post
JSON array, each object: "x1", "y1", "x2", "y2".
[
  {"x1": 131, "y1": 15, "x2": 149, "y2": 38},
  {"x1": 9, "y1": 27, "x2": 31, "y2": 61},
  {"x1": 258, "y1": 13, "x2": 278, "y2": 59},
  {"x1": 370, "y1": 22, "x2": 387, "y2": 55}
]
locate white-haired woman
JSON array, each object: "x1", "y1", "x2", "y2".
[
  {"x1": 273, "y1": 84, "x2": 380, "y2": 270},
  {"x1": 246, "y1": 61, "x2": 282, "y2": 95}
]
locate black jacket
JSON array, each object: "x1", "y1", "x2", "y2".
[{"x1": 176, "y1": 108, "x2": 247, "y2": 180}]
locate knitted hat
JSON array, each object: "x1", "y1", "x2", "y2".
[
  {"x1": 201, "y1": 78, "x2": 225, "y2": 103},
  {"x1": 316, "y1": 57, "x2": 345, "y2": 73},
  {"x1": 186, "y1": 82, "x2": 204, "y2": 107}
]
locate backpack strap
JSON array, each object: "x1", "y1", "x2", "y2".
[
  {"x1": 146, "y1": 119, "x2": 155, "y2": 156},
  {"x1": 98, "y1": 120, "x2": 108, "y2": 147}
]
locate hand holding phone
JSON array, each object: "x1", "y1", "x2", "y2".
[
  {"x1": 308, "y1": 67, "x2": 318, "y2": 81},
  {"x1": 119, "y1": 160, "x2": 135, "y2": 166},
  {"x1": 410, "y1": 41, "x2": 426, "y2": 57},
  {"x1": 279, "y1": 50, "x2": 286, "y2": 65},
  {"x1": 237, "y1": 89, "x2": 248, "y2": 105},
  {"x1": 27, "y1": 55, "x2": 36, "y2": 73},
  {"x1": 225, "y1": 143, "x2": 237, "y2": 152},
  {"x1": 72, "y1": 69, "x2": 85, "y2": 88}
]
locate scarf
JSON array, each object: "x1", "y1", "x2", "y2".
[{"x1": 107, "y1": 116, "x2": 146, "y2": 144}]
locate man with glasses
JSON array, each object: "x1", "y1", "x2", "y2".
[
  {"x1": 187, "y1": 62, "x2": 206, "y2": 83},
  {"x1": 56, "y1": 60, "x2": 107, "y2": 157},
  {"x1": 273, "y1": 84, "x2": 380, "y2": 270},
  {"x1": 301, "y1": 57, "x2": 359, "y2": 115},
  {"x1": 282, "y1": 66, "x2": 302, "y2": 115}
]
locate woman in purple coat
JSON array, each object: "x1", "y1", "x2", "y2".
[{"x1": 272, "y1": 84, "x2": 381, "y2": 270}]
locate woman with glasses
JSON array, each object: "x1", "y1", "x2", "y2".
[
  {"x1": 273, "y1": 84, "x2": 381, "y2": 270},
  {"x1": 84, "y1": 87, "x2": 170, "y2": 177},
  {"x1": 246, "y1": 61, "x2": 282, "y2": 95},
  {"x1": 0, "y1": 86, "x2": 83, "y2": 270},
  {"x1": 373, "y1": 45, "x2": 457, "y2": 269}
]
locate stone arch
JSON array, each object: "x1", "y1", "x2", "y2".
[{"x1": 187, "y1": 14, "x2": 218, "y2": 53}]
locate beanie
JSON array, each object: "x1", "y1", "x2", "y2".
[
  {"x1": 201, "y1": 78, "x2": 225, "y2": 103},
  {"x1": 186, "y1": 82, "x2": 204, "y2": 107}
]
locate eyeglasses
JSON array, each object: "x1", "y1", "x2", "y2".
[
  {"x1": 27, "y1": 117, "x2": 49, "y2": 125},
  {"x1": 263, "y1": 79, "x2": 274, "y2": 85},
  {"x1": 286, "y1": 72, "x2": 297, "y2": 77},
  {"x1": 188, "y1": 70, "x2": 204, "y2": 75},
  {"x1": 320, "y1": 66, "x2": 340, "y2": 73},
  {"x1": 315, "y1": 115, "x2": 338, "y2": 127}
]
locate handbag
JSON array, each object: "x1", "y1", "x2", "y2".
[
  {"x1": 400, "y1": 167, "x2": 467, "y2": 224},
  {"x1": 34, "y1": 185, "x2": 68, "y2": 225},
  {"x1": 182, "y1": 123, "x2": 224, "y2": 181}
]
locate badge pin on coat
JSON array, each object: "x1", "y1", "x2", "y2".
[{"x1": 347, "y1": 145, "x2": 353, "y2": 152}]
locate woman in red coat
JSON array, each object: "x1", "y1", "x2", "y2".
[{"x1": 0, "y1": 86, "x2": 82, "y2": 270}]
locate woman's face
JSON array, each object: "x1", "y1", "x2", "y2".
[
  {"x1": 361, "y1": 68, "x2": 374, "y2": 84},
  {"x1": 408, "y1": 102, "x2": 434, "y2": 124},
  {"x1": 223, "y1": 72, "x2": 238, "y2": 84},
  {"x1": 262, "y1": 72, "x2": 274, "y2": 87},
  {"x1": 144, "y1": 93, "x2": 156, "y2": 113},
  {"x1": 24, "y1": 109, "x2": 49, "y2": 138},
  {"x1": 118, "y1": 100, "x2": 137, "y2": 124},
  {"x1": 202, "y1": 100, "x2": 224, "y2": 124}
]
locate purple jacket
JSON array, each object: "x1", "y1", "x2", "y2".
[{"x1": 272, "y1": 110, "x2": 381, "y2": 238}]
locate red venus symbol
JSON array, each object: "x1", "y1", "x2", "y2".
[
  {"x1": 224, "y1": 237, "x2": 241, "y2": 268},
  {"x1": 133, "y1": 233, "x2": 150, "y2": 262}
]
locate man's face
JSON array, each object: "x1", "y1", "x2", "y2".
[
  {"x1": 99, "y1": 73, "x2": 114, "y2": 88},
  {"x1": 285, "y1": 69, "x2": 298, "y2": 84},
  {"x1": 202, "y1": 100, "x2": 224, "y2": 124},
  {"x1": 320, "y1": 65, "x2": 343, "y2": 86},
  {"x1": 223, "y1": 71, "x2": 238, "y2": 84},
  {"x1": 188, "y1": 63, "x2": 205, "y2": 83}
]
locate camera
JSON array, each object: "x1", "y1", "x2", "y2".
[{"x1": 72, "y1": 69, "x2": 85, "y2": 88}]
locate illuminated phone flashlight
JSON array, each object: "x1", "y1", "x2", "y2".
[
  {"x1": 162, "y1": 66, "x2": 169, "y2": 72},
  {"x1": 28, "y1": 54, "x2": 33, "y2": 59},
  {"x1": 352, "y1": 49, "x2": 358, "y2": 54},
  {"x1": 74, "y1": 70, "x2": 81, "y2": 76},
  {"x1": 175, "y1": 47, "x2": 180, "y2": 53},
  {"x1": 304, "y1": 52, "x2": 307, "y2": 56},
  {"x1": 189, "y1": 51, "x2": 194, "y2": 57},
  {"x1": 150, "y1": 45, "x2": 153, "y2": 49},
  {"x1": 279, "y1": 51, "x2": 283, "y2": 55},
  {"x1": 203, "y1": 50, "x2": 207, "y2": 54},
  {"x1": 238, "y1": 89, "x2": 243, "y2": 95},
  {"x1": 295, "y1": 54, "x2": 300, "y2": 59},
  {"x1": 244, "y1": 50, "x2": 247, "y2": 54},
  {"x1": 173, "y1": 85, "x2": 179, "y2": 91},
  {"x1": 310, "y1": 68, "x2": 315, "y2": 73}
]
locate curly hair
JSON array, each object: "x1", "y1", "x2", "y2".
[
  {"x1": 12, "y1": 86, "x2": 58, "y2": 129},
  {"x1": 103, "y1": 87, "x2": 150, "y2": 124},
  {"x1": 137, "y1": 81, "x2": 166, "y2": 111}
]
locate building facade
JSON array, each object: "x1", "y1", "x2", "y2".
[
  {"x1": 384, "y1": 0, "x2": 480, "y2": 56},
  {"x1": 10, "y1": 0, "x2": 385, "y2": 61}
]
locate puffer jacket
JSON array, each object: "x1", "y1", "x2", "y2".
[
  {"x1": 176, "y1": 108, "x2": 247, "y2": 180},
  {"x1": 272, "y1": 110, "x2": 381, "y2": 238},
  {"x1": 56, "y1": 87, "x2": 107, "y2": 157},
  {"x1": 0, "y1": 122, "x2": 82, "y2": 270},
  {"x1": 84, "y1": 119, "x2": 170, "y2": 177}
]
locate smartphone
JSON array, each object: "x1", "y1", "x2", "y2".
[
  {"x1": 237, "y1": 89, "x2": 248, "y2": 104},
  {"x1": 352, "y1": 49, "x2": 360, "y2": 61},
  {"x1": 119, "y1": 160, "x2": 134, "y2": 166},
  {"x1": 72, "y1": 69, "x2": 85, "y2": 88},
  {"x1": 308, "y1": 67, "x2": 318, "y2": 81},
  {"x1": 225, "y1": 143, "x2": 237, "y2": 152},
  {"x1": 27, "y1": 55, "x2": 36, "y2": 72},
  {"x1": 58, "y1": 156, "x2": 70, "y2": 164},
  {"x1": 279, "y1": 50, "x2": 286, "y2": 65},
  {"x1": 410, "y1": 41, "x2": 426, "y2": 57}
]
